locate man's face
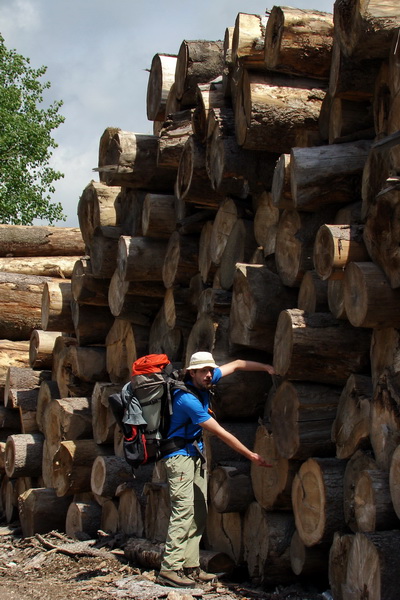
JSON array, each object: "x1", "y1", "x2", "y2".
[{"x1": 189, "y1": 367, "x2": 214, "y2": 390}]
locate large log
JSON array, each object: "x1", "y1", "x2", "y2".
[
  {"x1": 0, "y1": 272, "x2": 53, "y2": 340},
  {"x1": 117, "y1": 481, "x2": 146, "y2": 537},
  {"x1": 0, "y1": 225, "x2": 85, "y2": 257},
  {"x1": 292, "y1": 457, "x2": 347, "y2": 547},
  {"x1": 174, "y1": 40, "x2": 224, "y2": 106},
  {"x1": 54, "y1": 345, "x2": 108, "y2": 398},
  {"x1": 333, "y1": 0, "x2": 400, "y2": 60},
  {"x1": 332, "y1": 374, "x2": 372, "y2": 459},
  {"x1": 117, "y1": 235, "x2": 167, "y2": 282},
  {"x1": 36, "y1": 380, "x2": 61, "y2": 433},
  {"x1": 343, "y1": 449, "x2": 378, "y2": 532},
  {"x1": 344, "y1": 261, "x2": 400, "y2": 327},
  {"x1": 77, "y1": 180, "x2": 121, "y2": 246},
  {"x1": 87, "y1": 225, "x2": 122, "y2": 279},
  {"x1": 343, "y1": 531, "x2": 400, "y2": 600},
  {"x1": 251, "y1": 424, "x2": 300, "y2": 511},
  {"x1": 353, "y1": 468, "x2": 398, "y2": 532},
  {"x1": 328, "y1": 97, "x2": 375, "y2": 144},
  {"x1": 290, "y1": 530, "x2": 329, "y2": 584},
  {"x1": 157, "y1": 109, "x2": 194, "y2": 169},
  {"x1": 198, "y1": 221, "x2": 218, "y2": 284},
  {"x1": 363, "y1": 187, "x2": 400, "y2": 288},
  {"x1": 90, "y1": 455, "x2": 132, "y2": 498},
  {"x1": 97, "y1": 128, "x2": 175, "y2": 191},
  {"x1": 146, "y1": 53, "x2": 177, "y2": 121},
  {"x1": 327, "y1": 278, "x2": 347, "y2": 319},
  {"x1": 141, "y1": 193, "x2": 176, "y2": 239},
  {"x1": 271, "y1": 153, "x2": 293, "y2": 209},
  {"x1": 209, "y1": 463, "x2": 253, "y2": 513},
  {"x1": 264, "y1": 6, "x2": 333, "y2": 80},
  {"x1": 18, "y1": 487, "x2": 72, "y2": 537},
  {"x1": 270, "y1": 380, "x2": 341, "y2": 459},
  {"x1": 209, "y1": 197, "x2": 247, "y2": 266},
  {"x1": 53, "y1": 440, "x2": 114, "y2": 497},
  {"x1": 91, "y1": 381, "x2": 121, "y2": 445},
  {"x1": 41, "y1": 280, "x2": 74, "y2": 333},
  {"x1": 205, "y1": 505, "x2": 243, "y2": 565},
  {"x1": 65, "y1": 499, "x2": 102, "y2": 538},
  {"x1": 235, "y1": 70, "x2": 325, "y2": 153},
  {"x1": 361, "y1": 145, "x2": 394, "y2": 220},
  {"x1": 29, "y1": 330, "x2": 62, "y2": 369},
  {"x1": 370, "y1": 374, "x2": 400, "y2": 471},
  {"x1": 0, "y1": 256, "x2": 81, "y2": 278},
  {"x1": 328, "y1": 532, "x2": 354, "y2": 600},
  {"x1": 313, "y1": 223, "x2": 368, "y2": 280},
  {"x1": 370, "y1": 327, "x2": 400, "y2": 389},
  {"x1": 253, "y1": 191, "x2": 280, "y2": 257},
  {"x1": 0, "y1": 340, "x2": 30, "y2": 388},
  {"x1": 273, "y1": 309, "x2": 371, "y2": 385},
  {"x1": 70, "y1": 299, "x2": 114, "y2": 346},
  {"x1": 143, "y1": 481, "x2": 170, "y2": 542},
  {"x1": 193, "y1": 77, "x2": 226, "y2": 143},
  {"x1": 297, "y1": 270, "x2": 329, "y2": 313},
  {"x1": 219, "y1": 220, "x2": 258, "y2": 290},
  {"x1": 117, "y1": 188, "x2": 144, "y2": 237},
  {"x1": 71, "y1": 258, "x2": 109, "y2": 307},
  {"x1": 4, "y1": 366, "x2": 51, "y2": 406},
  {"x1": 5, "y1": 433, "x2": 44, "y2": 478},
  {"x1": 229, "y1": 264, "x2": 297, "y2": 353},
  {"x1": 231, "y1": 13, "x2": 267, "y2": 69},
  {"x1": 203, "y1": 422, "x2": 259, "y2": 470},
  {"x1": 42, "y1": 397, "x2": 93, "y2": 459},
  {"x1": 290, "y1": 140, "x2": 372, "y2": 211},
  {"x1": 162, "y1": 230, "x2": 199, "y2": 289},
  {"x1": 275, "y1": 208, "x2": 338, "y2": 287},
  {"x1": 108, "y1": 268, "x2": 163, "y2": 323}
]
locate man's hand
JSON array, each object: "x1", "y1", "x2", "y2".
[
  {"x1": 264, "y1": 364, "x2": 275, "y2": 375},
  {"x1": 250, "y1": 453, "x2": 273, "y2": 468}
]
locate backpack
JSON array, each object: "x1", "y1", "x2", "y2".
[{"x1": 108, "y1": 353, "x2": 203, "y2": 470}]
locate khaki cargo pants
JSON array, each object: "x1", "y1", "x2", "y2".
[{"x1": 160, "y1": 454, "x2": 207, "y2": 571}]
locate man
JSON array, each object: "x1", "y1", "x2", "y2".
[{"x1": 157, "y1": 351, "x2": 275, "y2": 588}]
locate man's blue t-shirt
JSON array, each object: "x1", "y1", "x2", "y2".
[{"x1": 163, "y1": 367, "x2": 222, "y2": 458}]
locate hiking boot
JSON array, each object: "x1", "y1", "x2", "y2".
[
  {"x1": 157, "y1": 569, "x2": 193, "y2": 588},
  {"x1": 184, "y1": 566, "x2": 217, "y2": 583}
]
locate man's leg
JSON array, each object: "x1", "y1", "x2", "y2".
[{"x1": 183, "y1": 457, "x2": 207, "y2": 569}]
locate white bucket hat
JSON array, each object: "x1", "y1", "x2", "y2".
[{"x1": 187, "y1": 351, "x2": 218, "y2": 370}]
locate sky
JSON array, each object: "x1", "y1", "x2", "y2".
[{"x1": 1, "y1": 0, "x2": 334, "y2": 227}]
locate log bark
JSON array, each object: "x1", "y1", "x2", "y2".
[
  {"x1": 343, "y1": 531, "x2": 400, "y2": 600},
  {"x1": 41, "y1": 280, "x2": 74, "y2": 333},
  {"x1": 363, "y1": 187, "x2": 400, "y2": 288},
  {"x1": 370, "y1": 374, "x2": 400, "y2": 471},
  {"x1": 198, "y1": 221, "x2": 218, "y2": 285},
  {"x1": 162, "y1": 231, "x2": 199, "y2": 289},
  {"x1": 53, "y1": 440, "x2": 114, "y2": 497},
  {"x1": 232, "y1": 13, "x2": 267, "y2": 68},
  {"x1": 333, "y1": 0, "x2": 400, "y2": 60},
  {"x1": 42, "y1": 397, "x2": 93, "y2": 459},
  {"x1": 219, "y1": 220, "x2": 258, "y2": 290},
  {"x1": 229, "y1": 264, "x2": 297, "y2": 353},
  {"x1": 343, "y1": 449, "x2": 378, "y2": 532},
  {"x1": 162, "y1": 287, "x2": 196, "y2": 331},
  {"x1": 0, "y1": 256, "x2": 81, "y2": 278},
  {"x1": 209, "y1": 463, "x2": 253, "y2": 513},
  {"x1": 253, "y1": 192, "x2": 280, "y2": 257},
  {"x1": 344, "y1": 261, "x2": 400, "y2": 328},
  {"x1": 141, "y1": 194, "x2": 176, "y2": 239},
  {"x1": 55, "y1": 345, "x2": 108, "y2": 399},
  {"x1": 0, "y1": 272, "x2": 54, "y2": 340},
  {"x1": 117, "y1": 235, "x2": 167, "y2": 282},
  {"x1": 29, "y1": 330, "x2": 62, "y2": 369},
  {"x1": 353, "y1": 468, "x2": 399, "y2": 532},
  {"x1": 297, "y1": 270, "x2": 329, "y2": 313},
  {"x1": 146, "y1": 53, "x2": 177, "y2": 121},
  {"x1": 36, "y1": 380, "x2": 61, "y2": 433},
  {"x1": 143, "y1": 481, "x2": 170, "y2": 542},
  {"x1": 0, "y1": 225, "x2": 85, "y2": 257},
  {"x1": 117, "y1": 189, "x2": 144, "y2": 237},
  {"x1": 271, "y1": 380, "x2": 341, "y2": 460},
  {"x1": 108, "y1": 269, "x2": 163, "y2": 323},
  {"x1": 292, "y1": 457, "x2": 347, "y2": 547},
  {"x1": 117, "y1": 482, "x2": 146, "y2": 537},
  {"x1": 90, "y1": 455, "x2": 133, "y2": 498},
  {"x1": 0, "y1": 340, "x2": 30, "y2": 387},
  {"x1": 175, "y1": 135, "x2": 223, "y2": 208},
  {"x1": 196, "y1": 288, "x2": 232, "y2": 317},
  {"x1": 87, "y1": 225, "x2": 122, "y2": 279},
  {"x1": 97, "y1": 128, "x2": 175, "y2": 191},
  {"x1": 328, "y1": 532, "x2": 354, "y2": 600},
  {"x1": 361, "y1": 146, "x2": 394, "y2": 220},
  {"x1": 332, "y1": 374, "x2": 372, "y2": 459},
  {"x1": 235, "y1": 70, "x2": 325, "y2": 153},
  {"x1": 251, "y1": 424, "x2": 300, "y2": 511},
  {"x1": 193, "y1": 77, "x2": 226, "y2": 142},
  {"x1": 370, "y1": 327, "x2": 400, "y2": 389},
  {"x1": 265, "y1": 6, "x2": 333, "y2": 80},
  {"x1": 4, "y1": 366, "x2": 51, "y2": 407},
  {"x1": 275, "y1": 208, "x2": 338, "y2": 287},
  {"x1": 5, "y1": 433, "x2": 44, "y2": 478},
  {"x1": 209, "y1": 198, "x2": 247, "y2": 266},
  {"x1": 203, "y1": 422, "x2": 258, "y2": 470},
  {"x1": 77, "y1": 180, "x2": 121, "y2": 246},
  {"x1": 174, "y1": 40, "x2": 224, "y2": 106},
  {"x1": 290, "y1": 140, "x2": 372, "y2": 211},
  {"x1": 71, "y1": 258, "x2": 109, "y2": 306},
  {"x1": 91, "y1": 381, "x2": 122, "y2": 445},
  {"x1": 273, "y1": 309, "x2": 371, "y2": 385},
  {"x1": 157, "y1": 109, "x2": 194, "y2": 169},
  {"x1": 327, "y1": 278, "x2": 347, "y2": 319},
  {"x1": 313, "y1": 223, "x2": 368, "y2": 280},
  {"x1": 18, "y1": 487, "x2": 72, "y2": 537},
  {"x1": 70, "y1": 299, "x2": 114, "y2": 346},
  {"x1": 65, "y1": 500, "x2": 102, "y2": 538}
]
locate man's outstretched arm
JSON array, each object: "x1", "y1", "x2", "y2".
[{"x1": 218, "y1": 359, "x2": 275, "y2": 378}]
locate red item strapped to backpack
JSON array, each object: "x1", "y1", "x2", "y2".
[{"x1": 131, "y1": 353, "x2": 170, "y2": 377}]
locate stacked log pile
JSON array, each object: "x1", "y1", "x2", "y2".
[{"x1": 2, "y1": 1, "x2": 400, "y2": 597}]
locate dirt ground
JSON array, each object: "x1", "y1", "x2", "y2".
[{"x1": 0, "y1": 521, "x2": 326, "y2": 600}]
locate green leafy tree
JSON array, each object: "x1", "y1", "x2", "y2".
[{"x1": 0, "y1": 34, "x2": 66, "y2": 225}]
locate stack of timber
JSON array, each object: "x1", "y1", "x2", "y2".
[{"x1": 2, "y1": 2, "x2": 400, "y2": 597}]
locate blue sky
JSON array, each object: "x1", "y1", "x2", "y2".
[{"x1": 1, "y1": 0, "x2": 334, "y2": 226}]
